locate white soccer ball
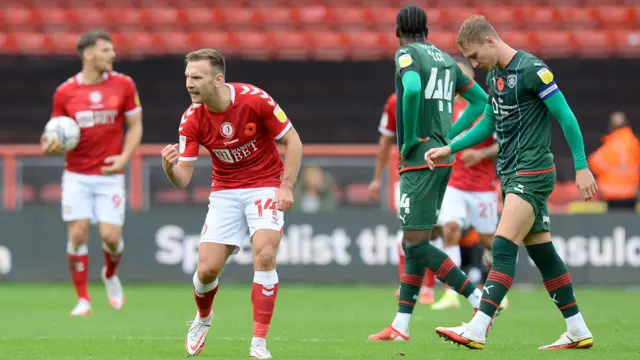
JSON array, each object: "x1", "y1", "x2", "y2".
[{"x1": 44, "y1": 116, "x2": 81, "y2": 150}]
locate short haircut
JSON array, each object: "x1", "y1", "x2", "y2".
[
  {"x1": 396, "y1": 6, "x2": 428, "y2": 37},
  {"x1": 185, "y1": 48, "x2": 226, "y2": 75},
  {"x1": 456, "y1": 15, "x2": 500, "y2": 47},
  {"x1": 77, "y1": 30, "x2": 111, "y2": 56}
]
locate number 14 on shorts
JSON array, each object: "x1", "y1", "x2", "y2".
[{"x1": 254, "y1": 198, "x2": 277, "y2": 217}]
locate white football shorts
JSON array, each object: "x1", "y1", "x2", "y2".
[
  {"x1": 200, "y1": 187, "x2": 284, "y2": 254},
  {"x1": 61, "y1": 170, "x2": 126, "y2": 225},
  {"x1": 436, "y1": 185, "x2": 498, "y2": 235}
]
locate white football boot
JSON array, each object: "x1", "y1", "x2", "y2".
[
  {"x1": 69, "y1": 298, "x2": 92, "y2": 316},
  {"x1": 101, "y1": 266, "x2": 125, "y2": 310},
  {"x1": 249, "y1": 338, "x2": 273, "y2": 359},
  {"x1": 435, "y1": 322, "x2": 486, "y2": 350},
  {"x1": 539, "y1": 332, "x2": 594, "y2": 350},
  {"x1": 185, "y1": 312, "x2": 212, "y2": 356}
]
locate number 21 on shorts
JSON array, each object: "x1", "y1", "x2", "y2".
[{"x1": 254, "y1": 199, "x2": 277, "y2": 217}]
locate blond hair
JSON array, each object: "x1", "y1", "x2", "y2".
[
  {"x1": 185, "y1": 48, "x2": 225, "y2": 75},
  {"x1": 456, "y1": 15, "x2": 500, "y2": 47}
]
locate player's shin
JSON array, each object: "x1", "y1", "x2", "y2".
[
  {"x1": 252, "y1": 270, "x2": 279, "y2": 341},
  {"x1": 67, "y1": 242, "x2": 90, "y2": 301},
  {"x1": 393, "y1": 242, "x2": 426, "y2": 333},
  {"x1": 411, "y1": 241, "x2": 481, "y2": 307},
  {"x1": 102, "y1": 239, "x2": 124, "y2": 279},
  {"x1": 526, "y1": 242, "x2": 590, "y2": 336},
  {"x1": 470, "y1": 236, "x2": 518, "y2": 333},
  {"x1": 193, "y1": 272, "x2": 219, "y2": 319}
]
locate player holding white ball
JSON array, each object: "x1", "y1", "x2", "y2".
[{"x1": 40, "y1": 31, "x2": 143, "y2": 317}]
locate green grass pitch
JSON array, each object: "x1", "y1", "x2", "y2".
[{"x1": 1, "y1": 283, "x2": 638, "y2": 359}]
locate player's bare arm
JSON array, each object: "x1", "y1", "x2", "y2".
[
  {"x1": 102, "y1": 111, "x2": 143, "y2": 174},
  {"x1": 276, "y1": 127, "x2": 302, "y2": 211},
  {"x1": 162, "y1": 144, "x2": 195, "y2": 188},
  {"x1": 460, "y1": 142, "x2": 498, "y2": 168},
  {"x1": 426, "y1": 104, "x2": 495, "y2": 169},
  {"x1": 369, "y1": 134, "x2": 394, "y2": 199},
  {"x1": 543, "y1": 91, "x2": 597, "y2": 200}
]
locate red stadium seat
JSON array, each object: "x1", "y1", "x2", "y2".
[
  {"x1": 478, "y1": 7, "x2": 525, "y2": 30},
  {"x1": 13, "y1": 32, "x2": 50, "y2": 54},
  {"x1": 344, "y1": 31, "x2": 384, "y2": 60},
  {"x1": 256, "y1": 7, "x2": 299, "y2": 29},
  {"x1": 234, "y1": 31, "x2": 273, "y2": 59},
  {"x1": 610, "y1": 30, "x2": 640, "y2": 57},
  {"x1": 369, "y1": 8, "x2": 397, "y2": 31},
  {"x1": 330, "y1": 7, "x2": 374, "y2": 30},
  {"x1": 141, "y1": 8, "x2": 184, "y2": 29},
  {"x1": 521, "y1": 7, "x2": 560, "y2": 29},
  {"x1": 377, "y1": 30, "x2": 400, "y2": 55},
  {"x1": 270, "y1": 30, "x2": 310, "y2": 60},
  {"x1": 156, "y1": 31, "x2": 199, "y2": 53},
  {"x1": 534, "y1": 30, "x2": 577, "y2": 57},
  {"x1": 296, "y1": 5, "x2": 330, "y2": 28},
  {"x1": 108, "y1": 9, "x2": 144, "y2": 30},
  {"x1": 307, "y1": 31, "x2": 348, "y2": 60},
  {"x1": 70, "y1": 8, "x2": 113, "y2": 32},
  {"x1": 118, "y1": 32, "x2": 164, "y2": 55},
  {"x1": 428, "y1": 31, "x2": 457, "y2": 54},
  {"x1": 0, "y1": 32, "x2": 17, "y2": 52},
  {"x1": 220, "y1": 8, "x2": 261, "y2": 29},
  {"x1": 49, "y1": 32, "x2": 83, "y2": 55},
  {"x1": 555, "y1": 7, "x2": 598, "y2": 29},
  {"x1": 1, "y1": 8, "x2": 39, "y2": 29},
  {"x1": 573, "y1": 30, "x2": 615, "y2": 57},
  {"x1": 500, "y1": 31, "x2": 537, "y2": 52},
  {"x1": 192, "y1": 31, "x2": 238, "y2": 55},
  {"x1": 440, "y1": 7, "x2": 481, "y2": 30},
  {"x1": 181, "y1": 9, "x2": 223, "y2": 28},
  {"x1": 36, "y1": 8, "x2": 76, "y2": 29},
  {"x1": 593, "y1": 6, "x2": 635, "y2": 29}
]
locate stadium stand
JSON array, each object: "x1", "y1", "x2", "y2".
[{"x1": 0, "y1": 1, "x2": 638, "y2": 58}]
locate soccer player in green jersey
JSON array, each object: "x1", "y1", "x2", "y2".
[
  {"x1": 427, "y1": 15, "x2": 597, "y2": 350},
  {"x1": 368, "y1": 6, "x2": 492, "y2": 341}
]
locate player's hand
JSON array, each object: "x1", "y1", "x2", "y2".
[
  {"x1": 575, "y1": 168, "x2": 598, "y2": 201},
  {"x1": 40, "y1": 134, "x2": 65, "y2": 155},
  {"x1": 101, "y1": 154, "x2": 128, "y2": 175},
  {"x1": 460, "y1": 149, "x2": 484, "y2": 168},
  {"x1": 368, "y1": 179, "x2": 381, "y2": 200},
  {"x1": 424, "y1": 146, "x2": 452, "y2": 170},
  {"x1": 276, "y1": 184, "x2": 294, "y2": 211},
  {"x1": 161, "y1": 144, "x2": 180, "y2": 172},
  {"x1": 400, "y1": 137, "x2": 430, "y2": 167}
]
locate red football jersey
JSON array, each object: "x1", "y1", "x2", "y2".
[
  {"x1": 51, "y1": 72, "x2": 141, "y2": 175},
  {"x1": 448, "y1": 101, "x2": 497, "y2": 192},
  {"x1": 378, "y1": 93, "x2": 397, "y2": 137},
  {"x1": 178, "y1": 83, "x2": 292, "y2": 192}
]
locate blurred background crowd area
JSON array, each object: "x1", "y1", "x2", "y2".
[{"x1": 0, "y1": 0, "x2": 638, "y2": 214}]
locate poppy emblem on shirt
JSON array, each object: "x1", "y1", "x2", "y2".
[
  {"x1": 496, "y1": 77, "x2": 505, "y2": 92},
  {"x1": 244, "y1": 122, "x2": 257, "y2": 136},
  {"x1": 220, "y1": 122, "x2": 235, "y2": 138}
]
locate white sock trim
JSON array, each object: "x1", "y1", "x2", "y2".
[
  {"x1": 67, "y1": 242, "x2": 88, "y2": 256},
  {"x1": 101, "y1": 239, "x2": 124, "y2": 254},
  {"x1": 391, "y1": 313, "x2": 411, "y2": 334},
  {"x1": 193, "y1": 272, "x2": 218, "y2": 294},
  {"x1": 253, "y1": 270, "x2": 279, "y2": 285}
]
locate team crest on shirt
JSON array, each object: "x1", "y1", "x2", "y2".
[
  {"x1": 220, "y1": 121, "x2": 235, "y2": 138},
  {"x1": 89, "y1": 90, "x2": 102, "y2": 104},
  {"x1": 507, "y1": 75, "x2": 517, "y2": 88}
]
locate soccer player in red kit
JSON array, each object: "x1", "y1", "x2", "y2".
[
  {"x1": 368, "y1": 93, "x2": 436, "y2": 304},
  {"x1": 432, "y1": 60, "x2": 503, "y2": 310},
  {"x1": 40, "y1": 31, "x2": 143, "y2": 316},
  {"x1": 160, "y1": 49, "x2": 303, "y2": 358}
]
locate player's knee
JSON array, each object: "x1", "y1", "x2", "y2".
[
  {"x1": 197, "y1": 265, "x2": 221, "y2": 284},
  {"x1": 99, "y1": 228, "x2": 121, "y2": 250},
  {"x1": 68, "y1": 221, "x2": 90, "y2": 246},
  {"x1": 443, "y1": 222, "x2": 462, "y2": 245},
  {"x1": 253, "y1": 247, "x2": 277, "y2": 270}
]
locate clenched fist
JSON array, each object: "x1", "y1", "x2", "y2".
[{"x1": 161, "y1": 144, "x2": 180, "y2": 172}]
